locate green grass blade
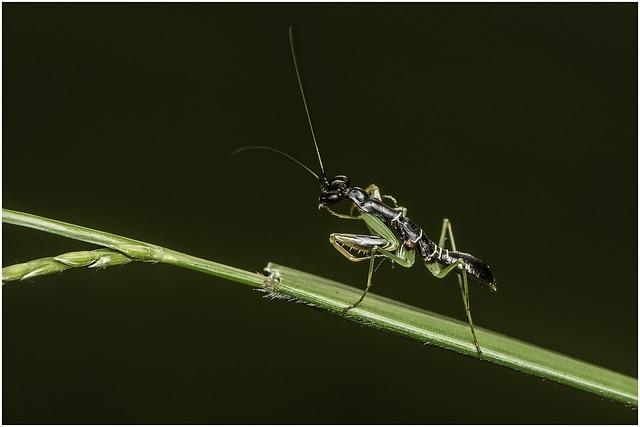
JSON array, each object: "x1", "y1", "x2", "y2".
[
  {"x1": 264, "y1": 263, "x2": 637, "y2": 407},
  {"x1": 3, "y1": 208, "x2": 637, "y2": 406}
]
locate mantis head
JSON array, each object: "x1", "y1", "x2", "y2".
[{"x1": 319, "y1": 175, "x2": 350, "y2": 205}]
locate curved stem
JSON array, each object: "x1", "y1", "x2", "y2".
[{"x1": 3, "y1": 208, "x2": 637, "y2": 407}]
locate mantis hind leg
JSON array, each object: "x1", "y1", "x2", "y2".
[{"x1": 433, "y1": 218, "x2": 482, "y2": 355}]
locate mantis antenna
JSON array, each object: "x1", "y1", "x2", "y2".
[
  {"x1": 233, "y1": 28, "x2": 328, "y2": 187},
  {"x1": 289, "y1": 26, "x2": 327, "y2": 184},
  {"x1": 232, "y1": 145, "x2": 320, "y2": 182}
]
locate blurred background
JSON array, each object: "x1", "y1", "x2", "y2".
[{"x1": 3, "y1": 4, "x2": 637, "y2": 424}]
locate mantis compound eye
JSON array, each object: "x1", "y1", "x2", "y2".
[{"x1": 320, "y1": 191, "x2": 343, "y2": 205}]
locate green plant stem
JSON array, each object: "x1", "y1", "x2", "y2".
[
  {"x1": 2, "y1": 209, "x2": 262, "y2": 288},
  {"x1": 3, "y1": 208, "x2": 637, "y2": 406}
]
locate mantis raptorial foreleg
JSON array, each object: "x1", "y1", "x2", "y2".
[
  {"x1": 329, "y1": 213, "x2": 415, "y2": 313},
  {"x1": 329, "y1": 236, "x2": 414, "y2": 312}
]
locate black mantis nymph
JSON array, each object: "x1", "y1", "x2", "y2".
[{"x1": 235, "y1": 27, "x2": 496, "y2": 354}]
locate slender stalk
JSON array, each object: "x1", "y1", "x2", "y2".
[
  {"x1": 2, "y1": 209, "x2": 262, "y2": 288},
  {"x1": 3, "y1": 208, "x2": 637, "y2": 407}
]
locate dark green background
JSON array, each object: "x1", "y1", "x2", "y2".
[{"x1": 3, "y1": 4, "x2": 637, "y2": 424}]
